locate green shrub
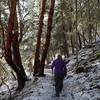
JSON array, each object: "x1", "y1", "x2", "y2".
[{"x1": 96, "y1": 52, "x2": 100, "y2": 59}]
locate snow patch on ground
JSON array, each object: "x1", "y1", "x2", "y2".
[{"x1": 0, "y1": 45, "x2": 100, "y2": 100}]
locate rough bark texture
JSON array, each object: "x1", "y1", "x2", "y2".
[
  {"x1": 33, "y1": 0, "x2": 47, "y2": 76},
  {"x1": 39, "y1": 0, "x2": 55, "y2": 76}
]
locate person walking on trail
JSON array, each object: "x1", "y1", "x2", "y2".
[{"x1": 51, "y1": 55, "x2": 67, "y2": 97}]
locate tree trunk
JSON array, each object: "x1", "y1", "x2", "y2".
[
  {"x1": 16, "y1": 73, "x2": 25, "y2": 91},
  {"x1": 38, "y1": 0, "x2": 55, "y2": 76},
  {"x1": 87, "y1": 0, "x2": 92, "y2": 44},
  {"x1": 82, "y1": 31, "x2": 86, "y2": 47},
  {"x1": 12, "y1": 8, "x2": 28, "y2": 80},
  {"x1": 75, "y1": 0, "x2": 79, "y2": 68},
  {"x1": 77, "y1": 32, "x2": 82, "y2": 50},
  {"x1": 88, "y1": 24, "x2": 92, "y2": 44},
  {"x1": 5, "y1": 41, "x2": 26, "y2": 91},
  {"x1": 0, "y1": 11, "x2": 5, "y2": 52},
  {"x1": 61, "y1": 0, "x2": 69, "y2": 57},
  {"x1": 4, "y1": 0, "x2": 26, "y2": 91},
  {"x1": 70, "y1": 35, "x2": 75, "y2": 54},
  {"x1": 94, "y1": 23, "x2": 97, "y2": 42},
  {"x1": 5, "y1": 0, "x2": 19, "y2": 74},
  {"x1": 33, "y1": 0, "x2": 47, "y2": 76},
  {"x1": 12, "y1": 34, "x2": 27, "y2": 80}
]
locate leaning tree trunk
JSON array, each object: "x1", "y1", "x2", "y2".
[
  {"x1": 33, "y1": 0, "x2": 47, "y2": 76},
  {"x1": 12, "y1": 34, "x2": 28, "y2": 80},
  {"x1": 5, "y1": 0, "x2": 19, "y2": 74},
  {"x1": 4, "y1": 0, "x2": 26, "y2": 91},
  {"x1": 38, "y1": 0, "x2": 55, "y2": 76},
  {"x1": 12, "y1": 11, "x2": 28, "y2": 81}
]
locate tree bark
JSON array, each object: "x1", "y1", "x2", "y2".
[
  {"x1": 0, "y1": 11, "x2": 5, "y2": 52},
  {"x1": 5, "y1": 0, "x2": 18, "y2": 73},
  {"x1": 39, "y1": 0, "x2": 55, "y2": 76},
  {"x1": 88, "y1": 24, "x2": 92, "y2": 44},
  {"x1": 75, "y1": 0, "x2": 79, "y2": 67},
  {"x1": 87, "y1": 0, "x2": 92, "y2": 44},
  {"x1": 4, "y1": 0, "x2": 26, "y2": 91},
  {"x1": 12, "y1": 13, "x2": 28, "y2": 80},
  {"x1": 77, "y1": 32, "x2": 82, "y2": 50},
  {"x1": 82, "y1": 31, "x2": 86, "y2": 47},
  {"x1": 33, "y1": 0, "x2": 47, "y2": 76}
]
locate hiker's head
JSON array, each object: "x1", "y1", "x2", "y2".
[{"x1": 57, "y1": 54, "x2": 62, "y2": 59}]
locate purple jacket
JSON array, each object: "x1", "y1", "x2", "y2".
[{"x1": 51, "y1": 58, "x2": 66, "y2": 76}]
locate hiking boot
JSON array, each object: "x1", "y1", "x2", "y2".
[{"x1": 56, "y1": 93, "x2": 60, "y2": 97}]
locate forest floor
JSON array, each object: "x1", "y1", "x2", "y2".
[{"x1": 0, "y1": 42, "x2": 100, "y2": 100}]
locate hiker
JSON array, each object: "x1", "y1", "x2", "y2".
[{"x1": 51, "y1": 55, "x2": 67, "y2": 97}]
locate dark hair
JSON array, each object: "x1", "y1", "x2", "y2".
[{"x1": 57, "y1": 55, "x2": 62, "y2": 59}]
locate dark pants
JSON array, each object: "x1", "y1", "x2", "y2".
[{"x1": 55, "y1": 75, "x2": 64, "y2": 97}]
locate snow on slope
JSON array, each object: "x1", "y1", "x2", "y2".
[{"x1": 0, "y1": 45, "x2": 100, "y2": 100}]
